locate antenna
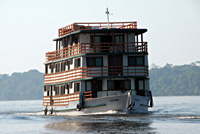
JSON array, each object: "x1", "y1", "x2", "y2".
[{"x1": 105, "y1": 8, "x2": 113, "y2": 29}]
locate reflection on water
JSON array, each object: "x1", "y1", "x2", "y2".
[
  {"x1": 44, "y1": 111, "x2": 200, "y2": 134},
  {"x1": 45, "y1": 114, "x2": 155, "y2": 134}
]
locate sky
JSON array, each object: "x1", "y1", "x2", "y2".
[{"x1": 0, "y1": 0, "x2": 200, "y2": 74}]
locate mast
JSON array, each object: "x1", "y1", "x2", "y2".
[{"x1": 105, "y1": 8, "x2": 110, "y2": 29}]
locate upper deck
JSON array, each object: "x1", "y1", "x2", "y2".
[
  {"x1": 58, "y1": 22, "x2": 137, "y2": 37},
  {"x1": 45, "y1": 21, "x2": 148, "y2": 63},
  {"x1": 46, "y1": 42, "x2": 147, "y2": 62}
]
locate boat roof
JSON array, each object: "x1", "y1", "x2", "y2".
[{"x1": 53, "y1": 28, "x2": 147, "y2": 41}]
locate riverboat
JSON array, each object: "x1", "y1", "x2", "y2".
[{"x1": 43, "y1": 19, "x2": 153, "y2": 115}]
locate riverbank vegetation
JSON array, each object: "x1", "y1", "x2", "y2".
[{"x1": 150, "y1": 61, "x2": 200, "y2": 96}]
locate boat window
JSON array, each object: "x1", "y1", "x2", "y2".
[
  {"x1": 91, "y1": 35, "x2": 101, "y2": 43},
  {"x1": 75, "y1": 35, "x2": 79, "y2": 44},
  {"x1": 87, "y1": 57, "x2": 103, "y2": 67},
  {"x1": 45, "y1": 64, "x2": 48, "y2": 74},
  {"x1": 86, "y1": 81, "x2": 92, "y2": 91},
  {"x1": 135, "y1": 79, "x2": 145, "y2": 90},
  {"x1": 61, "y1": 62, "x2": 66, "y2": 71},
  {"x1": 69, "y1": 58, "x2": 73, "y2": 64},
  {"x1": 128, "y1": 56, "x2": 144, "y2": 66},
  {"x1": 59, "y1": 40, "x2": 62, "y2": 49},
  {"x1": 114, "y1": 35, "x2": 124, "y2": 52},
  {"x1": 65, "y1": 84, "x2": 69, "y2": 94},
  {"x1": 74, "y1": 58, "x2": 81, "y2": 68},
  {"x1": 63, "y1": 37, "x2": 68, "y2": 48},
  {"x1": 138, "y1": 80, "x2": 144, "y2": 90},
  {"x1": 108, "y1": 80, "x2": 130, "y2": 90},
  {"x1": 87, "y1": 57, "x2": 95, "y2": 67},
  {"x1": 115, "y1": 35, "x2": 124, "y2": 43},
  {"x1": 137, "y1": 57, "x2": 144, "y2": 66},
  {"x1": 95, "y1": 36, "x2": 101, "y2": 43},
  {"x1": 50, "y1": 63, "x2": 54, "y2": 73},
  {"x1": 86, "y1": 80, "x2": 102, "y2": 91},
  {"x1": 71, "y1": 35, "x2": 79, "y2": 45},
  {"x1": 69, "y1": 82, "x2": 72, "y2": 88},
  {"x1": 93, "y1": 80, "x2": 102, "y2": 91},
  {"x1": 74, "y1": 83, "x2": 80, "y2": 92},
  {"x1": 55, "y1": 63, "x2": 61, "y2": 72},
  {"x1": 55, "y1": 64, "x2": 58, "y2": 72},
  {"x1": 61, "y1": 85, "x2": 65, "y2": 95},
  {"x1": 44, "y1": 86, "x2": 47, "y2": 92},
  {"x1": 96, "y1": 58, "x2": 102, "y2": 66},
  {"x1": 54, "y1": 86, "x2": 59, "y2": 95},
  {"x1": 124, "y1": 80, "x2": 130, "y2": 90},
  {"x1": 67, "y1": 60, "x2": 70, "y2": 70},
  {"x1": 128, "y1": 56, "x2": 136, "y2": 66},
  {"x1": 108, "y1": 81, "x2": 115, "y2": 90},
  {"x1": 47, "y1": 90, "x2": 49, "y2": 96}
]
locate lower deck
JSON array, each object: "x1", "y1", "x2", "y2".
[
  {"x1": 43, "y1": 77, "x2": 150, "y2": 107},
  {"x1": 43, "y1": 92, "x2": 152, "y2": 114}
]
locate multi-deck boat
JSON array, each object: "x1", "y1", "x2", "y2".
[{"x1": 43, "y1": 21, "x2": 153, "y2": 115}]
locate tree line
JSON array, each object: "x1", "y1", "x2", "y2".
[
  {"x1": 150, "y1": 62, "x2": 200, "y2": 96},
  {"x1": 0, "y1": 70, "x2": 43, "y2": 100}
]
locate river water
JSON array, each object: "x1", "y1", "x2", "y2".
[{"x1": 0, "y1": 96, "x2": 200, "y2": 134}]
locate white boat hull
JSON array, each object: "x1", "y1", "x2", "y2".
[
  {"x1": 83, "y1": 94, "x2": 150, "y2": 113},
  {"x1": 45, "y1": 94, "x2": 151, "y2": 115}
]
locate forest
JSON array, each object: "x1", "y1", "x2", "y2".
[
  {"x1": 0, "y1": 70, "x2": 43, "y2": 100},
  {"x1": 150, "y1": 62, "x2": 200, "y2": 96},
  {"x1": 0, "y1": 62, "x2": 199, "y2": 100}
]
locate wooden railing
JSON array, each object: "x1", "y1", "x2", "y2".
[
  {"x1": 43, "y1": 92, "x2": 79, "y2": 106},
  {"x1": 43, "y1": 96, "x2": 51, "y2": 106},
  {"x1": 58, "y1": 22, "x2": 137, "y2": 37},
  {"x1": 83, "y1": 91, "x2": 93, "y2": 100},
  {"x1": 44, "y1": 66, "x2": 148, "y2": 85},
  {"x1": 44, "y1": 67, "x2": 88, "y2": 85},
  {"x1": 46, "y1": 42, "x2": 147, "y2": 62}
]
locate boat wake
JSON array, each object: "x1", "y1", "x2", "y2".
[
  {"x1": 51, "y1": 110, "x2": 124, "y2": 116},
  {"x1": 17, "y1": 110, "x2": 154, "y2": 117},
  {"x1": 177, "y1": 116, "x2": 200, "y2": 120},
  {"x1": 18, "y1": 110, "x2": 125, "y2": 116},
  {"x1": 17, "y1": 111, "x2": 44, "y2": 116}
]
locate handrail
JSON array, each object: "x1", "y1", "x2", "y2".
[
  {"x1": 45, "y1": 42, "x2": 147, "y2": 62},
  {"x1": 43, "y1": 92, "x2": 80, "y2": 106},
  {"x1": 58, "y1": 22, "x2": 137, "y2": 37},
  {"x1": 83, "y1": 91, "x2": 93, "y2": 100},
  {"x1": 44, "y1": 66, "x2": 148, "y2": 85}
]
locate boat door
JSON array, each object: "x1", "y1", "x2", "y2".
[
  {"x1": 135, "y1": 79, "x2": 145, "y2": 96},
  {"x1": 108, "y1": 54, "x2": 123, "y2": 76},
  {"x1": 91, "y1": 35, "x2": 112, "y2": 52},
  {"x1": 101, "y1": 35, "x2": 112, "y2": 52}
]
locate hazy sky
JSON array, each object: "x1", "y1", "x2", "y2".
[{"x1": 0, "y1": 0, "x2": 200, "y2": 74}]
